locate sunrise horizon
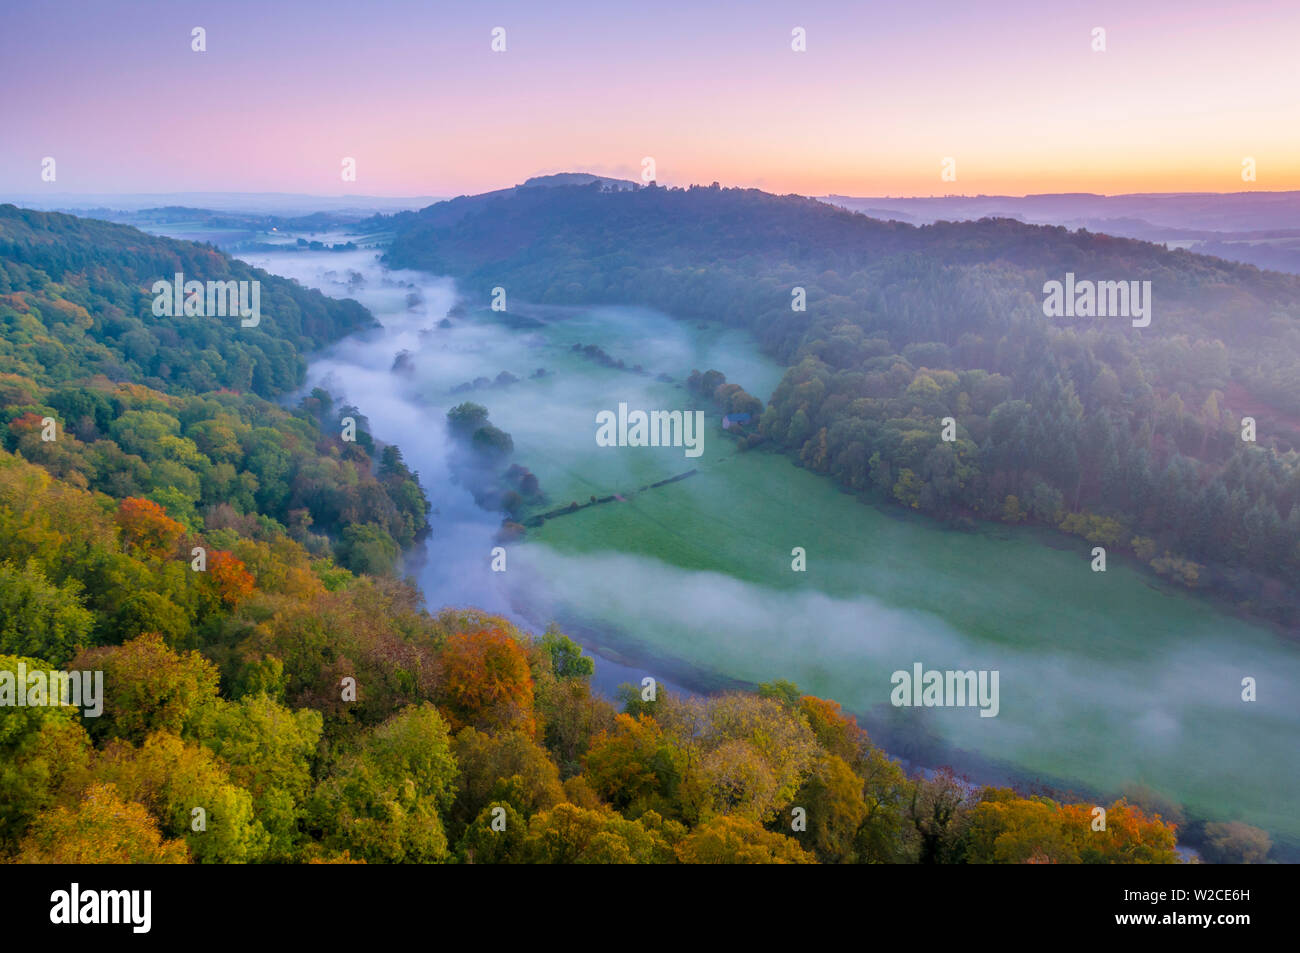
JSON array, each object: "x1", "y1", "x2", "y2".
[{"x1": 5, "y1": 0, "x2": 1298, "y2": 197}]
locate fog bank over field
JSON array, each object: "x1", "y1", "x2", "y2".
[
  {"x1": 239, "y1": 240, "x2": 1300, "y2": 847},
  {"x1": 509, "y1": 544, "x2": 1300, "y2": 834}
]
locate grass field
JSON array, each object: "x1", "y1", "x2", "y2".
[{"x1": 517, "y1": 445, "x2": 1300, "y2": 840}]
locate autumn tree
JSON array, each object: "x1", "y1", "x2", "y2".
[
  {"x1": 965, "y1": 791, "x2": 1180, "y2": 864},
  {"x1": 692, "y1": 693, "x2": 819, "y2": 822},
  {"x1": 965, "y1": 789, "x2": 1077, "y2": 864},
  {"x1": 584, "y1": 713, "x2": 697, "y2": 823},
  {"x1": 94, "y1": 730, "x2": 269, "y2": 864},
  {"x1": 0, "y1": 654, "x2": 93, "y2": 848},
  {"x1": 1057, "y1": 799, "x2": 1180, "y2": 864},
  {"x1": 1200, "y1": 821, "x2": 1272, "y2": 864},
  {"x1": 450, "y1": 727, "x2": 565, "y2": 835},
  {"x1": 115, "y1": 497, "x2": 184, "y2": 559},
  {"x1": 522, "y1": 803, "x2": 678, "y2": 864},
  {"x1": 437, "y1": 628, "x2": 536, "y2": 736},
  {"x1": 205, "y1": 549, "x2": 256, "y2": 608},
  {"x1": 676, "y1": 815, "x2": 815, "y2": 864},
  {"x1": 798, "y1": 694, "x2": 865, "y2": 763},
  {"x1": 790, "y1": 754, "x2": 870, "y2": 863},
  {"x1": 14, "y1": 782, "x2": 189, "y2": 864}
]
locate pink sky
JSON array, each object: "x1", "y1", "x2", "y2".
[{"x1": 2, "y1": 0, "x2": 1297, "y2": 196}]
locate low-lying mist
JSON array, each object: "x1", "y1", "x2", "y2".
[{"x1": 239, "y1": 242, "x2": 1300, "y2": 845}]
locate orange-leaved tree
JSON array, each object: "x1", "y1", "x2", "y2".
[
  {"x1": 437, "y1": 628, "x2": 536, "y2": 737},
  {"x1": 206, "y1": 550, "x2": 256, "y2": 608},
  {"x1": 115, "y1": 497, "x2": 184, "y2": 559},
  {"x1": 1057, "y1": 799, "x2": 1180, "y2": 864}
]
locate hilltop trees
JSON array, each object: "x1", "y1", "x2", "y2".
[
  {"x1": 0, "y1": 207, "x2": 429, "y2": 579},
  {"x1": 0, "y1": 205, "x2": 372, "y2": 398}
]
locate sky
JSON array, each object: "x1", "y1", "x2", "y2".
[{"x1": 2, "y1": 0, "x2": 1298, "y2": 197}]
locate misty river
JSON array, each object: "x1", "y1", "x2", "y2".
[{"x1": 240, "y1": 240, "x2": 1300, "y2": 850}]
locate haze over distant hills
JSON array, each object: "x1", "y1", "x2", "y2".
[
  {"x1": 12, "y1": 176, "x2": 1300, "y2": 276},
  {"x1": 823, "y1": 191, "x2": 1300, "y2": 275},
  {"x1": 0, "y1": 175, "x2": 637, "y2": 218},
  {"x1": 822, "y1": 191, "x2": 1300, "y2": 230},
  {"x1": 0, "y1": 192, "x2": 442, "y2": 216}
]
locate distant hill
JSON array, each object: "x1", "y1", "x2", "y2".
[
  {"x1": 0, "y1": 192, "x2": 440, "y2": 216},
  {"x1": 384, "y1": 181, "x2": 1300, "y2": 355},
  {"x1": 823, "y1": 191, "x2": 1300, "y2": 275},
  {"x1": 372, "y1": 171, "x2": 640, "y2": 236}
]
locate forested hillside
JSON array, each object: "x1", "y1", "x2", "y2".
[
  {"x1": 0, "y1": 206, "x2": 427, "y2": 574},
  {"x1": 0, "y1": 205, "x2": 372, "y2": 395},
  {"x1": 386, "y1": 183, "x2": 1300, "y2": 626},
  {"x1": 0, "y1": 207, "x2": 1205, "y2": 864}
]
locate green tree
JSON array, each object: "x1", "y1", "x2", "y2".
[
  {"x1": 95, "y1": 730, "x2": 269, "y2": 863},
  {"x1": 0, "y1": 561, "x2": 94, "y2": 664},
  {"x1": 539, "y1": 624, "x2": 594, "y2": 679},
  {"x1": 310, "y1": 704, "x2": 458, "y2": 863},
  {"x1": 189, "y1": 694, "x2": 323, "y2": 861},
  {"x1": 0, "y1": 654, "x2": 93, "y2": 847}
]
